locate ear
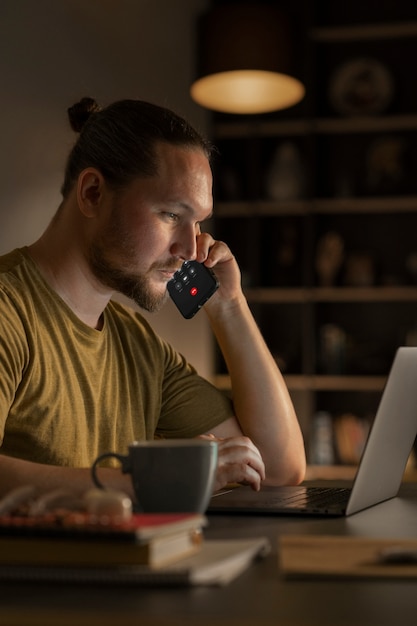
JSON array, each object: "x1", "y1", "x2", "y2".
[{"x1": 77, "y1": 168, "x2": 106, "y2": 218}]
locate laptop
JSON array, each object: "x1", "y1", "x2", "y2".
[{"x1": 208, "y1": 347, "x2": 417, "y2": 517}]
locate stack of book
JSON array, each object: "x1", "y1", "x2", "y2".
[
  {"x1": 0, "y1": 503, "x2": 270, "y2": 586},
  {"x1": 0, "y1": 510, "x2": 206, "y2": 569}
]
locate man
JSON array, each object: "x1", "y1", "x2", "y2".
[{"x1": 0, "y1": 98, "x2": 305, "y2": 500}]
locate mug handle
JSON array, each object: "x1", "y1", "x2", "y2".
[{"x1": 91, "y1": 452, "x2": 129, "y2": 489}]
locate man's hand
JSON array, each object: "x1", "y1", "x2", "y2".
[
  {"x1": 200, "y1": 434, "x2": 266, "y2": 493},
  {"x1": 195, "y1": 233, "x2": 242, "y2": 305}
]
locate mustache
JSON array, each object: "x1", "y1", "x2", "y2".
[{"x1": 152, "y1": 260, "x2": 184, "y2": 272}]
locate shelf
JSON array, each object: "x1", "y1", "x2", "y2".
[
  {"x1": 214, "y1": 200, "x2": 310, "y2": 217},
  {"x1": 313, "y1": 196, "x2": 417, "y2": 214},
  {"x1": 244, "y1": 286, "x2": 417, "y2": 304},
  {"x1": 214, "y1": 119, "x2": 313, "y2": 138},
  {"x1": 304, "y1": 465, "x2": 358, "y2": 481},
  {"x1": 312, "y1": 286, "x2": 417, "y2": 302},
  {"x1": 312, "y1": 21, "x2": 417, "y2": 43},
  {"x1": 305, "y1": 465, "x2": 417, "y2": 482},
  {"x1": 214, "y1": 115, "x2": 417, "y2": 138},
  {"x1": 244, "y1": 288, "x2": 308, "y2": 303},
  {"x1": 215, "y1": 196, "x2": 417, "y2": 218},
  {"x1": 213, "y1": 374, "x2": 387, "y2": 393},
  {"x1": 315, "y1": 115, "x2": 417, "y2": 134},
  {"x1": 301, "y1": 376, "x2": 386, "y2": 392}
]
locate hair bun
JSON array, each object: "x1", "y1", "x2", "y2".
[{"x1": 67, "y1": 97, "x2": 101, "y2": 133}]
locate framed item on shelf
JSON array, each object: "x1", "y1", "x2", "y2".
[{"x1": 328, "y1": 57, "x2": 394, "y2": 116}]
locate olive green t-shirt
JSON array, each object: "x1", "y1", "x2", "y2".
[{"x1": 0, "y1": 248, "x2": 233, "y2": 467}]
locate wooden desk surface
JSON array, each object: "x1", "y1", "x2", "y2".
[{"x1": 1, "y1": 482, "x2": 417, "y2": 626}]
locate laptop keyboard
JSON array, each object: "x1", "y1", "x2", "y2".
[
  {"x1": 209, "y1": 485, "x2": 353, "y2": 515},
  {"x1": 264, "y1": 487, "x2": 351, "y2": 512}
]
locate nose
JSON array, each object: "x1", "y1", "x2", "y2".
[{"x1": 170, "y1": 225, "x2": 198, "y2": 261}]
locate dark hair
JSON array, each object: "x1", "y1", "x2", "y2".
[{"x1": 61, "y1": 97, "x2": 213, "y2": 198}]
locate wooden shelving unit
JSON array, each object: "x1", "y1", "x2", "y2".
[
  {"x1": 214, "y1": 373, "x2": 387, "y2": 393},
  {"x1": 210, "y1": 1, "x2": 417, "y2": 463}
]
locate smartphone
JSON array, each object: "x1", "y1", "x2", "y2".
[{"x1": 167, "y1": 260, "x2": 219, "y2": 319}]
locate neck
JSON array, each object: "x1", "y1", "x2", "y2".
[{"x1": 27, "y1": 211, "x2": 112, "y2": 330}]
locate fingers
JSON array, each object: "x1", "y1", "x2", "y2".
[
  {"x1": 213, "y1": 436, "x2": 266, "y2": 493},
  {"x1": 197, "y1": 433, "x2": 217, "y2": 440},
  {"x1": 196, "y1": 233, "x2": 233, "y2": 267},
  {"x1": 195, "y1": 232, "x2": 214, "y2": 263}
]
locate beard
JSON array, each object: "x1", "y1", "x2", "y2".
[
  {"x1": 88, "y1": 217, "x2": 171, "y2": 313},
  {"x1": 90, "y1": 250, "x2": 169, "y2": 312}
]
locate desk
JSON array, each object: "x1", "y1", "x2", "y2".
[{"x1": 1, "y1": 482, "x2": 417, "y2": 626}]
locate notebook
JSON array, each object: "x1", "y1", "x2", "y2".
[{"x1": 208, "y1": 347, "x2": 417, "y2": 517}]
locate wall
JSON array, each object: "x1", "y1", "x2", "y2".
[{"x1": 0, "y1": 0, "x2": 215, "y2": 378}]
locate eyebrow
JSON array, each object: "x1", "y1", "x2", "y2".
[{"x1": 174, "y1": 201, "x2": 213, "y2": 222}]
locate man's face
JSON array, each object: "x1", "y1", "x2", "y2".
[{"x1": 88, "y1": 143, "x2": 213, "y2": 312}]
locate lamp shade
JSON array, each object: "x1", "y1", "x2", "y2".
[{"x1": 191, "y1": 3, "x2": 305, "y2": 115}]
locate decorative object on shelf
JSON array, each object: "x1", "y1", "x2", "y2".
[
  {"x1": 344, "y1": 252, "x2": 375, "y2": 287},
  {"x1": 405, "y1": 252, "x2": 417, "y2": 284},
  {"x1": 265, "y1": 141, "x2": 305, "y2": 201},
  {"x1": 271, "y1": 221, "x2": 300, "y2": 286},
  {"x1": 190, "y1": 3, "x2": 305, "y2": 114},
  {"x1": 365, "y1": 136, "x2": 406, "y2": 194},
  {"x1": 315, "y1": 231, "x2": 344, "y2": 287},
  {"x1": 334, "y1": 413, "x2": 370, "y2": 465},
  {"x1": 319, "y1": 324, "x2": 347, "y2": 375},
  {"x1": 328, "y1": 57, "x2": 394, "y2": 116},
  {"x1": 309, "y1": 411, "x2": 335, "y2": 465},
  {"x1": 319, "y1": 324, "x2": 347, "y2": 376},
  {"x1": 334, "y1": 170, "x2": 356, "y2": 198}
]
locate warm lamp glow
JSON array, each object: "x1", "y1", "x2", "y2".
[
  {"x1": 191, "y1": 69, "x2": 305, "y2": 115},
  {"x1": 191, "y1": 3, "x2": 305, "y2": 115}
]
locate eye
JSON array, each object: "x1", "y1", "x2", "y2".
[{"x1": 162, "y1": 211, "x2": 180, "y2": 222}]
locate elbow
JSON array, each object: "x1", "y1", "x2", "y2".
[
  {"x1": 264, "y1": 449, "x2": 307, "y2": 487},
  {"x1": 285, "y1": 458, "x2": 307, "y2": 485},
  {"x1": 283, "y1": 433, "x2": 308, "y2": 485},
  {"x1": 288, "y1": 445, "x2": 307, "y2": 485}
]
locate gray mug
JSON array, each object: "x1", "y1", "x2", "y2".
[{"x1": 91, "y1": 439, "x2": 218, "y2": 513}]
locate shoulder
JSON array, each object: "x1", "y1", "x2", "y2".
[
  {"x1": 0, "y1": 248, "x2": 46, "y2": 314},
  {"x1": 0, "y1": 250, "x2": 33, "y2": 355},
  {"x1": 0, "y1": 248, "x2": 33, "y2": 314},
  {"x1": 0, "y1": 247, "x2": 43, "y2": 296},
  {"x1": 0, "y1": 248, "x2": 28, "y2": 281}
]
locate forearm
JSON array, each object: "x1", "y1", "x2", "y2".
[
  {"x1": 206, "y1": 294, "x2": 306, "y2": 485},
  {"x1": 0, "y1": 454, "x2": 134, "y2": 499}
]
